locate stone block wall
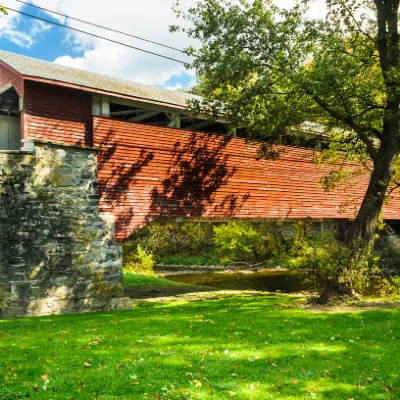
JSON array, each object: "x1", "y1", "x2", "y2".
[{"x1": 0, "y1": 141, "x2": 123, "y2": 318}]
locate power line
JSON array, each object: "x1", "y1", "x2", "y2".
[
  {"x1": 14, "y1": 0, "x2": 185, "y2": 53},
  {"x1": 5, "y1": 6, "x2": 190, "y2": 65}
]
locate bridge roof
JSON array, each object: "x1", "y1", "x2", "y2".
[{"x1": 0, "y1": 50, "x2": 200, "y2": 109}]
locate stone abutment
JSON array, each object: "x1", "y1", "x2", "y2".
[{"x1": 0, "y1": 140, "x2": 123, "y2": 318}]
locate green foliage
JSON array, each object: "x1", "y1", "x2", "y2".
[
  {"x1": 158, "y1": 255, "x2": 222, "y2": 266},
  {"x1": 174, "y1": 0, "x2": 400, "y2": 260},
  {"x1": 124, "y1": 244, "x2": 155, "y2": 275},
  {"x1": 125, "y1": 221, "x2": 389, "y2": 296},
  {"x1": 375, "y1": 276, "x2": 400, "y2": 297},
  {"x1": 213, "y1": 221, "x2": 268, "y2": 262},
  {"x1": 132, "y1": 222, "x2": 215, "y2": 258},
  {"x1": 126, "y1": 221, "x2": 282, "y2": 266},
  {"x1": 173, "y1": 0, "x2": 388, "y2": 152},
  {"x1": 271, "y1": 223, "x2": 376, "y2": 294}
]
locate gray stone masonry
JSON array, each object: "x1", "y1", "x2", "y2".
[{"x1": 0, "y1": 141, "x2": 123, "y2": 318}]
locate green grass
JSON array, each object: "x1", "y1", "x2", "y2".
[
  {"x1": 123, "y1": 271, "x2": 185, "y2": 287},
  {"x1": 1, "y1": 295, "x2": 400, "y2": 399}
]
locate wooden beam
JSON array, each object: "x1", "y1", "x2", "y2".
[
  {"x1": 7, "y1": 98, "x2": 18, "y2": 115},
  {"x1": 167, "y1": 112, "x2": 181, "y2": 128},
  {"x1": 92, "y1": 98, "x2": 101, "y2": 116},
  {"x1": 188, "y1": 120, "x2": 214, "y2": 130},
  {"x1": 110, "y1": 109, "x2": 148, "y2": 117},
  {"x1": 128, "y1": 111, "x2": 160, "y2": 122},
  {"x1": 101, "y1": 97, "x2": 110, "y2": 116},
  {"x1": 103, "y1": 95, "x2": 227, "y2": 124},
  {"x1": 19, "y1": 96, "x2": 24, "y2": 112}
]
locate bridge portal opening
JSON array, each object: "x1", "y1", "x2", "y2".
[{"x1": 0, "y1": 84, "x2": 20, "y2": 150}]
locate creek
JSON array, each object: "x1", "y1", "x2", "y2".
[{"x1": 158, "y1": 268, "x2": 314, "y2": 293}]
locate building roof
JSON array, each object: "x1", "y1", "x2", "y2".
[{"x1": 0, "y1": 50, "x2": 200, "y2": 108}]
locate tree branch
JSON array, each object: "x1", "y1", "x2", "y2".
[
  {"x1": 309, "y1": 93, "x2": 378, "y2": 161},
  {"x1": 336, "y1": 0, "x2": 376, "y2": 44}
]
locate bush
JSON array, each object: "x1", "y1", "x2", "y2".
[
  {"x1": 213, "y1": 221, "x2": 268, "y2": 262},
  {"x1": 130, "y1": 222, "x2": 215, "y2": 259},
  {"x1": 123, "y1": 244, "x2": 155, "y2": 275},
  {"x1": 134, "y1": 223, "x2": 175, "y2": 257},
  {"x1": 159, "y1": 255, "x2": 222, "y2": 266},
  {"x1": 374, "y1": 276, "x2": 400, "y2": 297},
  {"x1": 272, "y1": 222, "x2": 377, "y2": 295},
  {"x1": 177, "y1": 222, "x2": 214, "y2": 254}
]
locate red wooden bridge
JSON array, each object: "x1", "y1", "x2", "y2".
[{"x1": 1, "y1": 51, "x2": 399, "y2": 241}]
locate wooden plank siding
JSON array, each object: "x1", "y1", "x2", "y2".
[
  {"x1": 0, "y1": 61, "x2": 23, "y2": 96},
  {"x1": 93, "y1": 117, "x2": 400, "y2": 241},
  {"x1": 24, "y1": 81, "x2": 93, "y2": 147}
]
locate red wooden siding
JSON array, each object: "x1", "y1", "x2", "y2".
[
  {"x1": 0, "y1": 61, "x2": 23, "y2": 96},
  {"x1": 24, "y1": 81, "x2": 93, "y2": 147},
  {"x1": 93, "y1": 117, "x2": 400, "y2": 241}
]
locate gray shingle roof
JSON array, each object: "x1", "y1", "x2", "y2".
[{"x1": 0, "y1": 50, "x2": 199, "y2": 108}]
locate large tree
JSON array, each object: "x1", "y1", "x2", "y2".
[{"x1": 173, "y1": 0, "x2": 400, "y2": 292}]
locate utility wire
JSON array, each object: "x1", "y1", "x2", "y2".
[
  {"x1": 14, "y1": 0, "x2": 185, "y2": 53},
  {"x1": 5, "y1": 6, "x2": 190, "y2": 65}
]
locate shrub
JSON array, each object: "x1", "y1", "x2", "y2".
[
  {"x1": 135, "y1": 223, "x2": 175, "y2": 257},
  {"x1": 130, "y1": 222, "x2": 215, "y2": 259},
  {"x1": 273, "y1": 223, "x2": 377, "y2": 296},
  {"x1": 213, "y1": 221, "x2": 268, "y2": 262},
  {"x1": 374, "y1": 276, "x2": 400, "y2": 297},
  {"x1": 176, "y1": 222, "x2": 214, "y2": 254},
  {"x1": 123, "y1": 244, "x2": 155, "y2": 275}
]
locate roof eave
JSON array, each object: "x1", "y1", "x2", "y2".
[{"x1": 23, "y1": 75, "x2": 190, "y2": 111}]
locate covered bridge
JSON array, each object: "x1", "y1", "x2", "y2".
[{"x1": 0, "y1": 50, "x2": 399, "y2": 241}]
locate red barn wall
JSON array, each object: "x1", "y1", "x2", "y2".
[
  {"x1": 0, "y1": 62, "x2": 23, "y2": 96},
  {"x1": 24, "y1": 81, "x2": 93, "y2": 147},
  {"x1": 93, "y1": 117, "x2": 400, "y2": 241}
]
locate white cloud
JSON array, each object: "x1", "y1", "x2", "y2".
[
  {"x1": 0, "y1": 0, "x2": 327, "y2": 87},
  {"x1": 32, "y1": 0, "x2": 199, "y2": 87},
  {"x1": 29, "y1": 20, "x2": 52, "y2": 37},
  {"x1": 47, "y1": 0, "x2": 326, "y2": 87},
  {"x1": 0, "y1": 1, "x2": 31, "y2": 47},
  {"x1": 0, "y1": 1, "x2": 53, "y2": 47},
  {"x1": 163, "y1": 83, "x2": 183, "y2": 91}
]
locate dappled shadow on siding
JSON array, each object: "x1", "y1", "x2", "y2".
[
  {"x1": 147, "y1": 133, "x2": 242, "y2": 220},
  {"x1": 96, "y1": 127, "x2": 254, "y2": 239},
  {"x1": 97, "y1": 128, "x2": 156, "y2": 195}
]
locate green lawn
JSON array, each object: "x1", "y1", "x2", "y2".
[
  {"x1": 123, "y1": 271, "x2": 185, "y2": 287},
  {"x1": 1, "y1": 295, "x2": 399, "y2": 399}
]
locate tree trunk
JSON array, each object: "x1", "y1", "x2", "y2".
[
  {"x1": 318, "y1": 134, "x2": 400, "y2": 303},
  {"x1": 348, "y1": 144, "x2": 398, "y2": 248}
]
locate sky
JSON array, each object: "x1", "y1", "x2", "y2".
[{"x1": 0, "y1": 0, "x2": 326, "y2": 91}]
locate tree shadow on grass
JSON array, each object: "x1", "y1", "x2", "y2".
[{"x1": 0, "y1": 296, "x2": 399, "y2": 398}]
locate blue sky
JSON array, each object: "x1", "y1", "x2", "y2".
[
  {"x1": 0, "y1": 0, "x2": 323, "y2": 90},
  {"x1": 0, "y1": 0, "x2": 197, "y2": 90}
]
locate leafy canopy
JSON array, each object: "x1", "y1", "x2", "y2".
[{"x1": 172, "y1": 0, "x2": 391, "y2": 165}]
